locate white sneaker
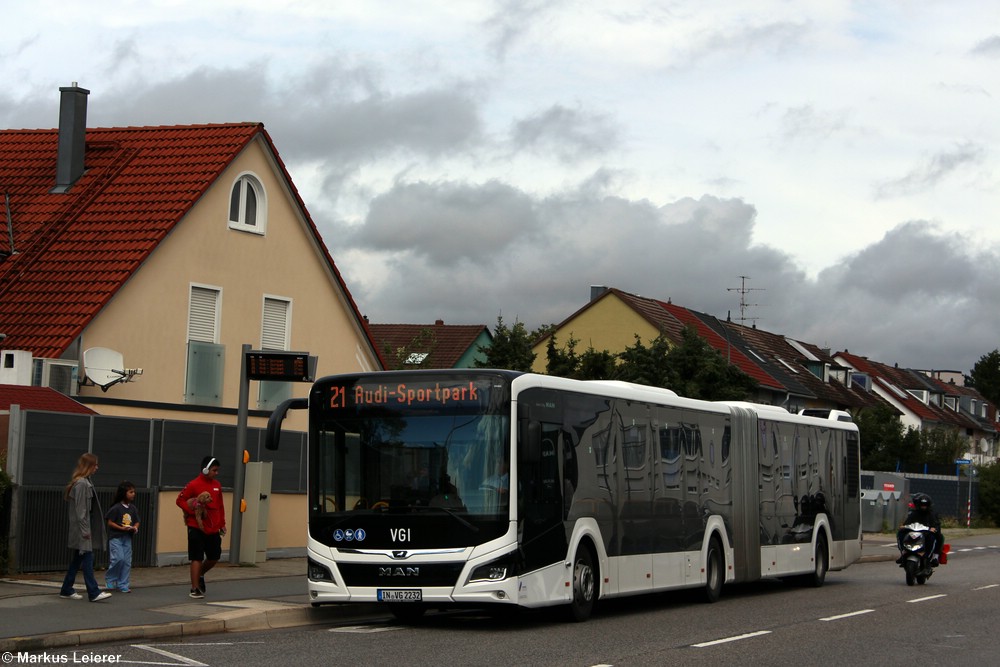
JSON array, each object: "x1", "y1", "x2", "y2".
[
  {"x1": 90, "y1": 592, "x2": 112, "y2": 602},
  {"x1": 59, "y1": 592, "x2": 83, "y2": 600}
]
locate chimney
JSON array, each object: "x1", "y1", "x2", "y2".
[
  {"x1": 590, "y1": 285, "x2": 608, "y2": 301},
  {"x1": 52, "y1": 83, "x2": 90, "y2": 193}
]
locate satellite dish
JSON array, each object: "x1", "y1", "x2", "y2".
[
  {"x1": 83, "y1": 347, "x2": 143, "y2": 392},
  {"x1": 981, "y1": 438, "x2": 989, "y2": 453}
]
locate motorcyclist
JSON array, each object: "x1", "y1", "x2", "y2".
[{"x1": 896, "y1": 493, "x2": 944, "y2": 565}]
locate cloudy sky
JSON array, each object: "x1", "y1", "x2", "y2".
[{"x1": 4, "y1": 1, "x2": 999, "y2": 372}]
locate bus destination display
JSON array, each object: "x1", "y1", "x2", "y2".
[{"x1": 328, "y1": 380, "x2": 488, "y2": 409}]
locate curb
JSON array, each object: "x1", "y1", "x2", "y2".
[{"x1": 0, "y1": 604, "x2": 377, "y2": 653}]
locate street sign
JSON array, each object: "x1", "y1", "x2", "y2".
[{"x1": 955, "y1": 458, "x2": 972, "y2": 465}]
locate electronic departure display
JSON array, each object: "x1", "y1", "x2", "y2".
[{"x1": 246, "y1": 351, "x2": 315, "y2": 382}]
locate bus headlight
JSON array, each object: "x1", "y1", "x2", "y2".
[
  {"x1": 308, "y1": 559, "x2": 335, "y2": 583},
  {"x1": 468, "y1": 554, "x2": 515, "y2": 583}
]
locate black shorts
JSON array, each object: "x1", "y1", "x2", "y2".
[{"x1": 187, "y1": 527, "x2": 222, "y2": 562}]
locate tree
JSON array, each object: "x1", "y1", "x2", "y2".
[
  {"x1": 545, "y1": 334, "x2": 579, "y2": 378},
  {"x1": 544, "y1": 334, "x2": 618, "y2": 380},
  {"x1": 977, "y1": 460, "x2": 1000, "y2": 527},
  {"x1": 615, "y1": 326, "x2": 756, "y2": 400},
  {"x1": 576, "y1": 347, "x2": 617, "y2": 380},
  {"x1": 918, "y1": 428, "x2": 967, "y2": 469},
  {"x1": 475, "y1": 315, "x2": 536, "y2": 371},
  {"x1": 663, "y1": 325, "x2": 756, "y2": 400},
  {"x1": 854, "y1": 405, "x2": 906, "y2": 471},
  {"x1": 615, "y1": 334, "x2": 674, "y2": 388},
  {"x1": 969, "y1": 349, "x2": 1000, "y2": 408}
]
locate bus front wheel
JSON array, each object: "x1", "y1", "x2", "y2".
[{"x1": 565, "y1": 545, "x2": 596, "y2": 622}]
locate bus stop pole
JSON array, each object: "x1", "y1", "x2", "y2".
[{"x1": 230, "y1": 343, "x2": 250, "y2": 564}]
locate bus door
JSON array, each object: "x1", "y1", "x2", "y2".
[
  {"x1": 652, "y1": 406, "x2": 686, "y2": 586},
  {"x1": 518, "y1": 420, "x2": 568, "y2": 573},
  {"x1": 615, "y1": 401, "x2": 653, "y2": 593}
]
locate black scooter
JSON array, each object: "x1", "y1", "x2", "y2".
[{"x1": 896, "y1": 522, "x2": 949, "y2": 586}]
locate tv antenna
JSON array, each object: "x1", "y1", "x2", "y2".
[
  {"x1": 727, "y1": 276, "x2": 764, "y2": 326},
  {"x1": 83, "y1": 347, "x2": 143, "y2": 392}
]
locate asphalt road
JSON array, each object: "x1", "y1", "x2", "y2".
[{"x1": 17, "y1": 533, "x2": 1000, "y2": 666}]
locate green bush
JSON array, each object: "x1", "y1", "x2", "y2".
[{"x1": 978, "y1": 460, "x2": 1000, "y2": 527}]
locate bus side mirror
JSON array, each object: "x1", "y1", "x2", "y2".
[
  {"x1": 265, "y1": 397, "x2": 308, "y2": 450},
  {"x1": 521, "y1": 420, "x2": 542, "y2": 464}
]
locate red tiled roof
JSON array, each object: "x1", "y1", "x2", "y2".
[
  {"x1": 837, "y1": 352, "x2": 973, "y2": 428},
  {"x1": 607, "y1": 289, "x2": 686, "y2": 341},
  {"x1": 0, "y1": 123, "x2": 383, "y2": 365},
  {"x1": 0, "y1": 384, "x2": 97, "y2": 414},
  {"x1": 369, "y1": 322, "x2": 489, "y2": 369},
  {"x1": 657, "y1": 301, "x2": 785, "y2": 391}
]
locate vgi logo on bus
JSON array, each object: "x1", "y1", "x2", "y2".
[{"x1": 390, "y1": 528, "x2": 411, "y2": 542}]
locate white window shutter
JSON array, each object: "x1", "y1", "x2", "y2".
[
  {"x1": 262, "y1": 297, "x2": 289, "y2": 350},
  {"x1": 189, "y1": 287, "x2": 219, "y2": 343}
]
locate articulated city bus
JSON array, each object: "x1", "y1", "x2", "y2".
[{"x1": 266, "y1": 369, "x2": 861, "y2": 621}]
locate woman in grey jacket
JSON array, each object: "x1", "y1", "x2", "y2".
[{"x1": 59, "y1": 453, "x2": 111, "y2": 602}]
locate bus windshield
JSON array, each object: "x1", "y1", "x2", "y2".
[{"x1": 313, "y1": 374, "x2": 511, "y2": 519}]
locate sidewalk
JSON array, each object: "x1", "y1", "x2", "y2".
[
  {"x1": 1, "y1": 534, "x2": 899, "y2": 653},
  {"x1": 0, "y1": 557, "x2": 380, "y2": 653}
]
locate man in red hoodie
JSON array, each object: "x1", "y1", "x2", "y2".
[{"x1": 176, "y1": 456, "x2": 226, "y2": 599}]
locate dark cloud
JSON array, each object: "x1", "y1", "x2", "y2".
[
  {"x1": 29, "y1": 62, "x2": 482, "y2": 168},
  {"x1": 353, "y1": 179, "x2": 538, "y2": 264},
  {"x1": 790, "y1": 221, "x2": 1000, "y2": 370},
  {"x1": 342, "y1": 182, "x2": 1000, "y2": 372},
  {"x1": 510, "y1": 104, "x2": 619, "y2": 161}
]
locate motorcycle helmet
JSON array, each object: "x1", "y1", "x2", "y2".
[{"x1": 913, "y1": 493, "x2": 932, "y2": 510}]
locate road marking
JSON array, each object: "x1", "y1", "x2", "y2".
[
  {"x1": 973, "y1": 584, "x2": 999, "y2": 590},
  {"x1": 820, "y1": 609, "x2": 875, "y2": 621},
  {"x1": 907, "y1": 594, "x2": 947, "y2": 603},
  {"x1": 692, "y1": 630, "x2": 771, "y2": 647},
  {"x1": 130, "y1": 644, "x2": 209, "y2": 666},
  {"x1": 122, "y1": 642, "x2": 259, "y2": 666},
  {"x1": 329, "y1": 624, "x2": 404, "y2": 633}
]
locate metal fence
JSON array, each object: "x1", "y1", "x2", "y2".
[
  {"x1": 16, "y1": 487, "x2": 158, "y2": 573},
  {"x1": 6, "y1": 408, "x2": 306, "y2": 574},
  {"x1": 862, "y1": 469, "x2": 980, "y2": 526}
]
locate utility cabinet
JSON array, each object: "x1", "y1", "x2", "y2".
[{"x1": 239, "y1": 461, "x2": 273, "y2": 564}]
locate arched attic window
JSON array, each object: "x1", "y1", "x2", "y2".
[{"x1": 228, "y1": 173, "x2": 267, "y2": 234}]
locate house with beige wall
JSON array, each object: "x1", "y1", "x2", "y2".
[
  {"x1": 0, "y1": 85, "x2": 384, "y2": 565},
  {"x1": 532, "y1": 286, "x2": 886, "y2": 412}
]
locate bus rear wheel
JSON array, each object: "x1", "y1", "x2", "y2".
[
  {"x1": 565, "y1": 545, "x2": 596, "y2": 622},
  {"x1": 806, "y1": 534, "x2": 828, "y2": 587},
  {"x1": 703, "y1": 537, "x2": 724, "y2": 603}
]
